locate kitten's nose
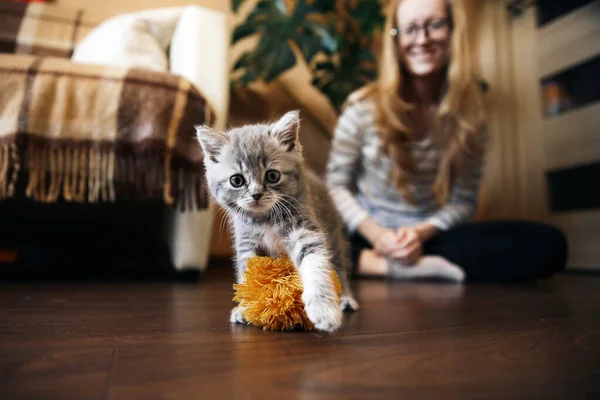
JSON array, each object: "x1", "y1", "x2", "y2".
[{"x1": 252, "y1": 193, "x2": 263, "y2": 201}]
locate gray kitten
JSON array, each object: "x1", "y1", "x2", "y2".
[{"x1": 196, "y1": 111, "x2": 358, "y2": 333}]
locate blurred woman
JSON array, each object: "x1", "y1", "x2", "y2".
[{"x1": 326, "y1": 0, "x2": 567, "y2": 282}]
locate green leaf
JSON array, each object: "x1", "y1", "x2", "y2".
[
  {"x1": 232, "y1": 0, "x2": 245, "y2": 13},
  {"x1": 359, "y1": 49, "x2": 376, "y2": 63},
  {"x1": 273, "y1": 0, "x2": 288, "y2": 15},
  {"x1": 320, "y1": 76, "x2": 359, "y2": 110},
  {"x1": 314, "y1": 61, "x2": 335, "y2": 72},
  {"x1": 350, "y1": 1, "x2": 384, "y2": 35},
  {"x1": 302, "y1": 20, "x2": 337, "y2": 54},
  {"x1": 294, "y1": 33, "x2": 322, "y2": 63},
  {"x1": 232, "y1": 0, "x2": 291, "y2": 42},
  {"x1": 248, "y1": 36, "x2": 296, "y2": 82},
  {"x1": 238, "y1": 71, "x2": 257, "y2": 86},
  {"x1": 310, "y1": 0, "x2": 336, "y2": 13},
  {"x1": 256, "y1": 37, "x2": 297, "y2": 81},
  {"x1": 232, "y1": 21, "x2": 258, "y2": 43},
  {"x1": 255, "y1": 0, "x2": 277, "y2": 12},
  {"x1": 243, "y1": 1, "x2": 283, "y2": 25},
  {"x1": 230, "y1": 0, "x2": 298, "y2": 82},
  {"x1": 291, "y1": 0, "x2": 309, "y2": 24},
  {"x1": 232, "y1": 51, "x2": 253, "y2": 71},
  {"x1": 350, "y1": 0, "x2": 385, "y2": 36}
]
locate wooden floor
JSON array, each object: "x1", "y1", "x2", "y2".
[{"x1": 1, "y1": 265, "x2": 600, "y2": 400}]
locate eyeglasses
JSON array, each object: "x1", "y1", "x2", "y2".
[{"x1": 390, "y1": 18, "x2": 450, "y2": 42}]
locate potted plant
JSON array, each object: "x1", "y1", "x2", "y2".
[{"x1": 231, "y1": 0, "x2": 385, "y2": 113}]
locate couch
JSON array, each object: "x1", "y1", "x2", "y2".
[{"x1": 0, "y1": 1, "x2": 230, "y2": 278}]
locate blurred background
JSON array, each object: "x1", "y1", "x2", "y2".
[{"x1": 0, "y1": 0, "x2": 598, "y2": 276}]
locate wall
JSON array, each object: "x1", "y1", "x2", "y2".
[
  {"x1": 477, "y1": 0, "x2": 600, "y2": 269},
  {"x1": 55, "y1": 0, "x2": 228, "y2": 15},
  {"x1": 521, "y1": 1, "x2": 600, "y2": 270}
]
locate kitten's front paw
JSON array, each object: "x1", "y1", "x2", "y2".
[
  {"x1": 341, "y1": 296, "x2": 360, "y2": 312},
  {"x1": 230, "y1": 306, "x2": 247, "y2": 324},
  {"x1": 303, "y1": 294, "x2": 343, "y2": 333}
]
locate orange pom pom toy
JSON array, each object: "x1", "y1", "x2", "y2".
[{"x1": 233, "y1": 256, "x2": 342, "y2": 331}]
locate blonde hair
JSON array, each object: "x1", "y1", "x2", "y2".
[{"x1": 349, "y1": 0, "x2": 486, "y2": 205}]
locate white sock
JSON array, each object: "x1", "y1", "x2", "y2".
[{"x1": 387, "y1": 255, "x2": 466, "y2": 283}]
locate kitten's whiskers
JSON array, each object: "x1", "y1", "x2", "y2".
[
  {"x1": 278, "y1": 194, "x2": 305, "y2": 224},
  {"x1": 272, "y1": 194, "x2": 295, "y2": 223}
]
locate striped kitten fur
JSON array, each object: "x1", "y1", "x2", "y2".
[{"x1": 196, "y1": 111, "x2": 358, "y2": 333}]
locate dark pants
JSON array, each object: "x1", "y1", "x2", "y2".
[{"x1": 349, "y1": 220, "x2": 568, "y2": 282}]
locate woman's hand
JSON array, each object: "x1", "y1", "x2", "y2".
[
  {"x1": 373, "y1": 229, "x2": 403, "y2": 256},
  {"x1": 359, "y1": 219, "x2": 404, "y2": 257},
  {"x1": 411, "y1": 222, "x2": 440, "y2": 242},
  {"x1": 359, "y1": 219, "x2": 439, "y2": 264},
  {"x1": 390, "y1": 226, "x2": 423, "y2": 265}
]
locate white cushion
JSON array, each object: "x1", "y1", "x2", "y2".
[{"x1": 71, "y1": 8, "x2": 182, "y2": 72}]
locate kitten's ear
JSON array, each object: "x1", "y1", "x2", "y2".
[
  {"x1": 195, "y1": 125, "x2": 228, "y2": 163},
  {"x1": 269, "y1": 110, "x2": 300, "y2": 152}
]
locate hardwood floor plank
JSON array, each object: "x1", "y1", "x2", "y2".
[
  {"x1": 1, "y1": 265, "x2": 600, "y2": 399},
  {"x1": 0, "y1": 347, "x2": 114, "y2": 400}
]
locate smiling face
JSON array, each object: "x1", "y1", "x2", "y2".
[
  {"x1": 196, "y1": 111, "x2": 303, "y2": 220},
  {"x1": 396, "y1": 0, "x2": 452, "y2": 77}
]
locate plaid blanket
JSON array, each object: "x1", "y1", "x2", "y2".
[
  {"x1": 0, "y1": 54, "x2": 214, "y2": 210},
  {"x1": 0, "y1": 1, "x2": 103, "y2": 58}
]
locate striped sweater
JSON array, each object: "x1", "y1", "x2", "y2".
[{"x1": 325, "y1": 99, "x2": 485, "y2": 234}]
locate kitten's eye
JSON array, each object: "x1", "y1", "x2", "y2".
[
  {"x1": 229, "y1": 174, "x2": 245, "y2": 188},
  {"x1": 265, "y1": 170, "x2": 281, "y2": 184}
]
